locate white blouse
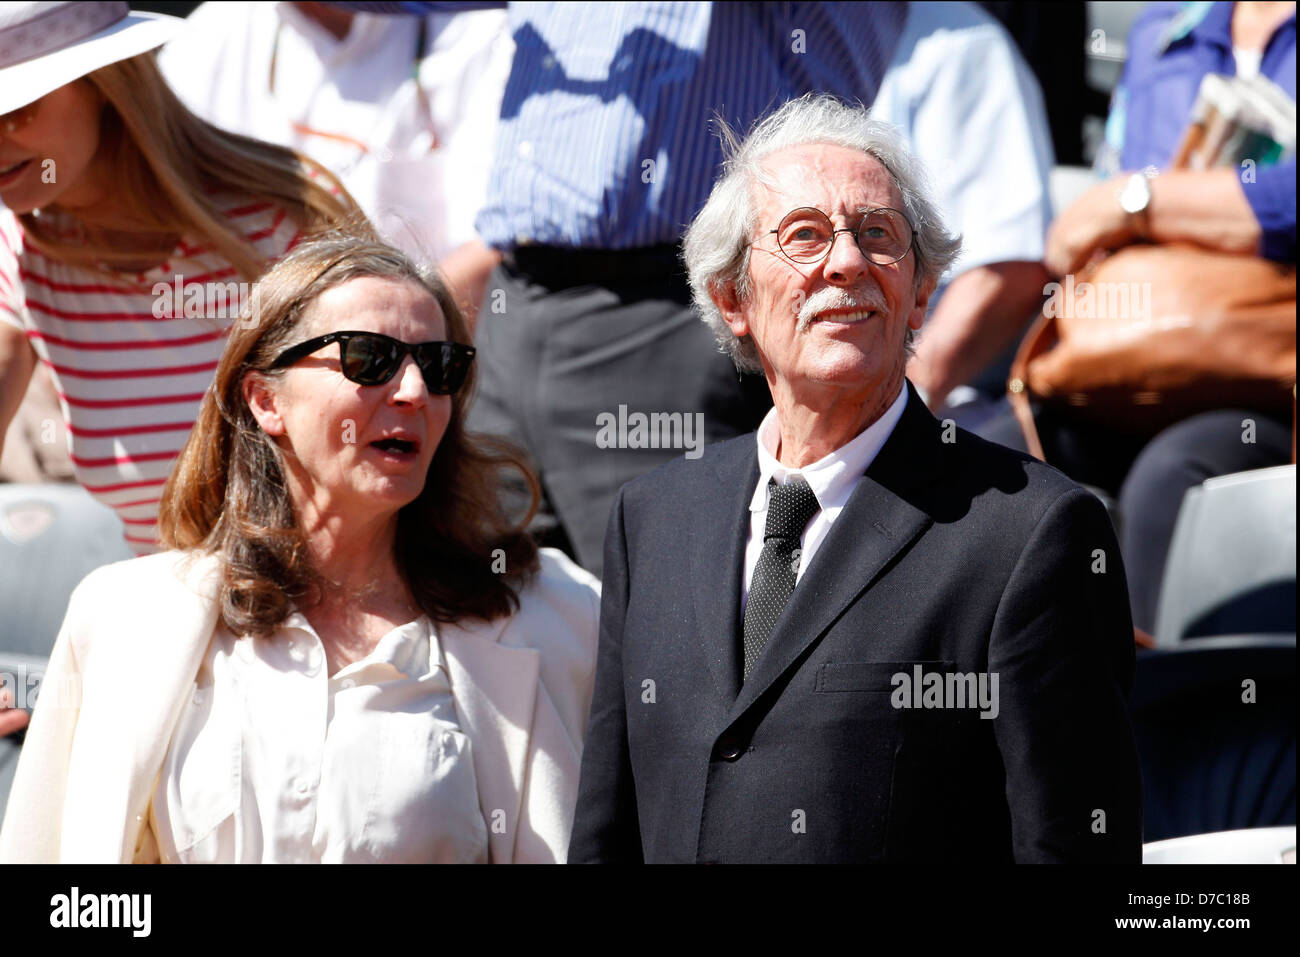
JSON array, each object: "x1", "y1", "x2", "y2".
[{"x1": 150, "y1": 612, "x2": 488, "y2": 863}]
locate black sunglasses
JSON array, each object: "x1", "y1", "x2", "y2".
[{"x1": 270, "y1": 331, "x2": 475, "y2": 395}]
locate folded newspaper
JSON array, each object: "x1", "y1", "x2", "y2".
[{"x1": 1171, "y1": 72, "x2": 1296, "y2": 171}]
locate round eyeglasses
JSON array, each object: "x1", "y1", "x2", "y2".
[{"x1": 764, "y1": 207, "x2": 915, "y2": 266}]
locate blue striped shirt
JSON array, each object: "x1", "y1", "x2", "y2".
[{"x1": 344, "y1": 2, "x2": 905, "y2": 250}]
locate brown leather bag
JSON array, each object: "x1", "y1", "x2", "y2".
[{"x1": 1008, "y1": 242, "x2": 1297, "y2": 460}]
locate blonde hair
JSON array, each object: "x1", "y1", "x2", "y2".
[{"x1": 19, "y1": 53, "x2": 360, "y2": 279}]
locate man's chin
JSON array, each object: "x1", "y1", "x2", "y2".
[{"x1": 793, "y1": 354, "x2": 888, "y2": 388}]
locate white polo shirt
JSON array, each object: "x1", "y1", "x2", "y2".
[{"x1": 158, "y1": 1, "x2": 512, "y2": 262}]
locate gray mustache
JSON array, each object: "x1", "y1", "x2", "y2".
[{"x1": 796, "y1": 289, "x2": 888, "y2": 332}]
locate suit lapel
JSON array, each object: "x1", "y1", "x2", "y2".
[
  {"x1": 440, "y1": 618, "x2": 540, "y2": 865},
  {"x1": 688, "y1": 441, "x2": 759, "y2": 702},
  {"x1": 728, "y1": 382, "x2": 945, "y2": 720}
]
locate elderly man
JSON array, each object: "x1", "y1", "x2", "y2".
[{"x1": 568, "y1": 95, "x2": 1141, "y2": 864}]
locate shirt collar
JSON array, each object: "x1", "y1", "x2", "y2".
[
  {"x1": 1160, "y1": 2, "x2": 1232, "y2": 55},
  {"x1": 283, "y1": 611, "x2": 437, "y2": 681},
  {"x1": 1155, "y1": 3, "x2": 1295, "y2": 66},
  {"x1": 276, "y1": 1, "x2": 392, "y2": 62},
  {"x1": 751, "y1": 381, "x2": 908, "y2": 514}
]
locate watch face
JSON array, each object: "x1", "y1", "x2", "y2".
[{"x1": 1120, "y1": 175, "x2": 1151, "y2": 214}]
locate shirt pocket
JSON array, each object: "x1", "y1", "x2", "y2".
[
  {"x1": 350, "y1": 717, "x2": 487, "y2": 864},
  {"x1": 154, "y1": 684, "x2": 243, "y2": 863}
]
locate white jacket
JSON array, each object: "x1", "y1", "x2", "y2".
[{"x1": 0, "y1": 547, "x2": 600, "y2": 863}]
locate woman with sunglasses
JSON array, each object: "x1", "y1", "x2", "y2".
[
  {"x1": 0, "y1": 2, "x2": 356, "y2": 553},
  {"x1": 0, "y1": 232, "x2": 601, "y2": 863}
]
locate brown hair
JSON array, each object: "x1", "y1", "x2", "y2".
[
  {"x1": 158, "y1": 231, "x2": 541, "y2": 637},
  {"x1": 19, "y1": 53, "x2": 355, "y2": 279}
]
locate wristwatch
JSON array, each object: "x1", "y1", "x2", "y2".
[{"x1": 1118, "y1": 172, "x2": 1153, "y2": 238}]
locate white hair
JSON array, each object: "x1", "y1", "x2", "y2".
[{"x1": 682, "y1": 94, "x2": 962, "y2": 373}]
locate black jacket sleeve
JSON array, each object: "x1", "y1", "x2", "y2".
[
  {"x1": 989, "y1": 486, "x2": 1143, "y2": 862},
  {"x1": 568, "y1": 486, "x2": 644, "y2": 862}
]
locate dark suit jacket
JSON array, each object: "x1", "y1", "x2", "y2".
[{"x1": 569, "y1": 381, "x2": 1142, "y2": 863}]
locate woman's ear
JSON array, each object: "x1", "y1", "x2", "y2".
[{"x1": 242, "y1": 371, "x2": 285, "y2": 437}]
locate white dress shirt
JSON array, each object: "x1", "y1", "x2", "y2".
[
  {"x1": 742, "y1": 384, "x2": 909, "y2": 612},
  {"x1": 1232, "y1": 47, "x2": 1263, "y2": 79},
  {"x1": 151, "y1": 612, "x2": 488, "y2": 864},
  {"x1": 158, "y1": 2, "x2": 512, "y2": 261}
]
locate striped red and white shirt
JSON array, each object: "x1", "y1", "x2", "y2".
[{"x1": 0, "y1": 199, "x2": 304, "y2": 553}]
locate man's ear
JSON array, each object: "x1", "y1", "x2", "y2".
[
  {"x1": 710, "y1": 279, "x2": 750, "y2": 339},
  {"x1": 908, "y1": 275, "x2": 936, "y2": 332},
  {"x1": 242, "y1": 371, "x2": 285, "y2": 437}
]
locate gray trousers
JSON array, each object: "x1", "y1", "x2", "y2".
[{"x1": 467, "y1": 254, "x2": 771, "y2": 577}]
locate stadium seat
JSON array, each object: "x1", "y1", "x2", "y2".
[
  {"x1": 1082, "y1": 483, "x2": 1120, "y2": 535},
  {"x1": 0, "y1": 483, "x2": 134, "y2": 658},
  {"x1": 1143, "y1": 825, "x2": 1296, "y2": 864},
  {"x1": 1154, "y1": 465, "x2": 1297, "y2": 646},
  {"x1": 1130, "y1": 636, "x2": 1296, "y2": 843},
  {"x1": 0, "y1": 483, "x2": 134, "y2": 819}
]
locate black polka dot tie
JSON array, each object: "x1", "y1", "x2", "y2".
[{"x1": 742, "y1": 476, "x2": 821, "y2": 680}]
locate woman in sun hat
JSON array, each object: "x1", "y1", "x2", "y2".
[{"x1": 0, "y1": 0, "x2": 360, "y2": 554}]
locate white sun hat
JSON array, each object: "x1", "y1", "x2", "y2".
[{"x1": 0, "y1": 1, "x2": 182, "y2": 115}]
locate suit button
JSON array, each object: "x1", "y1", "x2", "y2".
[{"x1": 716, "y1": 736, "x2": 743, "y2": 761}]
